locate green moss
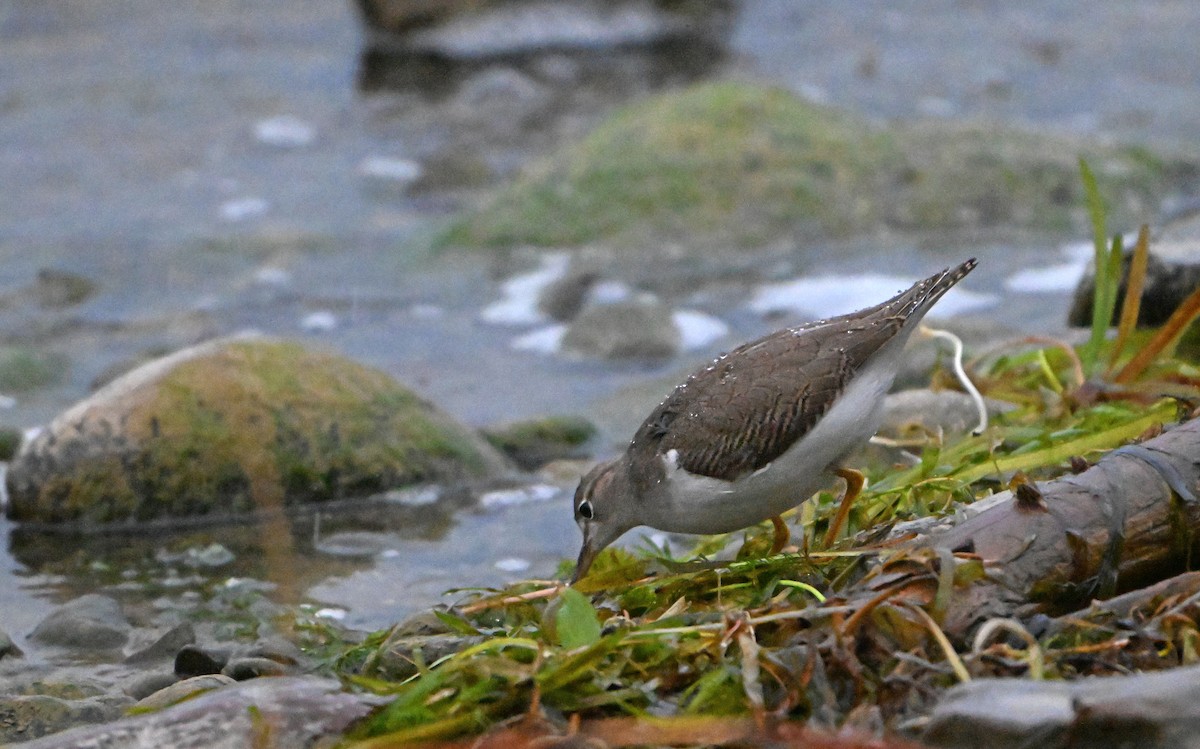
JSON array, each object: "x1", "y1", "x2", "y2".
[
  {"x1": 0, "y1": 427, "x2": 21, "y2": 460},
  {"x1": 0, "y1": 346, "x2": 64, "y2": 392},
  {"x1": 482, "y1": 416, "x2": 597, "y2": 470},
  {"x1": 441, "y1": 83, "x2": 895, "y2": 249},
  {"x1": 439, "y1": 82, "x2": 1196, "y2": 250},
  {"x1": 6, "y1": 339, "x2": 509, "y2": 523}
]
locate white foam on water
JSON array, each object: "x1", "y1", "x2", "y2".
[
  {"x1": 672, "y1": 309, "x2": 729, "y2": 350},
  {"x1": 480, "y1": 253, "x2": 571, "y2": 326},
  {"x1": 749, "y1": 273, "x2": 997, "y2": 319}
]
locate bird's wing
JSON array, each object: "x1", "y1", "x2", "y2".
[
  {"x1": 629, "y1": 314, "x2": 904, "y2": 483},
  {"x1": 625, "y1": 258, "x2": 976, "y2": 486}
]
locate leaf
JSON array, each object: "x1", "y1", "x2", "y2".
[
  {"x1": 1080, "y1": 158, "x2": 1113, "y2": 376},
  {"x1": 1109, "y1": 224, "x2": 1151, "y2": 371},
  {"x1": 537, "y1": 631, "x2": 626, "y2": 693},
  {"x1": 434, "y1": 609, "x2": 482, "y2": 636},
  {"x1": 555, "y1": 588, "x2": 602, "y2": 649}
]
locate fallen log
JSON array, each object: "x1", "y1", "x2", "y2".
[{"x1": 926, "y1": 414, "x2": 1200, "y2": 638}]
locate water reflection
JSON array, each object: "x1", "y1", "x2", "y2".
[
  {"x1": 7, "y1": 489, "x2": 471, "y2": 605},
  {"x1": 5, "y1": 480, "x2": 577, "y2": 634}
]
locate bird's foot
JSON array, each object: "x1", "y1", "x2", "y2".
[
  {"x1": 823, "y1": 467, "x2": 866, "y2": 547},
  {"x1": 769, "y1": 515, "x2": 789, "y2": 555}
]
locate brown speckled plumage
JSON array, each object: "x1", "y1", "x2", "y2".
[{"x1": 626, "y1": 258, "x2": 977, "y2": 489}]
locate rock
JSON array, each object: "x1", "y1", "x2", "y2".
[
  {"x1": 538, "y1": 268, "x2": 602, "y2": 322},
  {"x1": 455, "y1": 67, "x2": 547, "y2": 110},
  {"x1": 877, "y1": 389, "x2": 1016, "y2": 439},
  {"x1": 34, "y1": 268, "x2": 97, "y2": 308},
  {"x1": 222, "y1": 656, "x2": 291, "y2": 680},
  {"x1": 392, "y1": 609, "x2": 456, "y2": 638},
  {"x1": 356, "y1": 0, "x2": 734, "y2": 57},
  {"x1": 244, "y1": 636, "x2": 305, "y2": 666},
  {"x1": 561, "y1": 297, "x2": 680, "y2": 359},
  {"x1": 0, "y1": 626, "x2": 22, "y2": 659},
  {"x1": 134, "y1": 674, "x2": 236, "y2": 711},
  {"x1": 175, "y1": 644, "x2": 230, "y2": 678},
  {"x1": 1068, "y1": 234, "x2": 1200, "y2": 328},
  {"x1": 482, "y1": 415, "x2": 597, "y2": 470},
  {"x1": 29, "y1": 594, "x2": 131, "y2": 650},
  {"x1": 6, "y1": 336, "x2": 512, "y2": 524},
  {"x1": 440, "y1": 81, "x2": 1197, "y2": 251},
  {"x1": 121, "y1": 671, "x2": 180, "y2": 701},
  {"x1": 409, "y1": 148, "x2": 494, "y2": 191},
  {"x1": 924, "y1": 664, "x2": 1200, "y2": 749},
  {"x1": 366, "y1": 633, "x2": 487, "y2": 681},
  {"x1": 894, "y1": 317, "x2": 1021, "y2": 391},
  {"x1": 19, "y1": 677, "x2": 380, "y2": 749},
  {"x1": 0, "y1": 694, "x2": 126, "y2": 745},
  {"x1": 124, "y1": 622, "x2": 196, "y2": 664}
]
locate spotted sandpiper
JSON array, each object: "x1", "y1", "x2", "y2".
[{"x1": 572, "y1": 258, "x2": 977, "y2": 581}]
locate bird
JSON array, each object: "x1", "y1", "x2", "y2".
[{"x1": 571, "y1": 258, "x2": 977, "y2": 581}]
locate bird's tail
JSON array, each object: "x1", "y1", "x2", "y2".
[{"x1": 876, "y1": 257, "x2": 977, "y2": 324}]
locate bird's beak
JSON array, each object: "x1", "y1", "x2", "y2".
[{"x1": 572, "y1": 523, "x2": 599, "y2": 584}]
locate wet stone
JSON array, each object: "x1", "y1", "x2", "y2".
[
  {"x1": 561, "y1": 297, "x2": 681, "y2": 360},
  {"x1": 124, "y1": 621, "x2": 196, "y2": 664},
  {"x1": 5, "y1": 336, "x2": 512, "y2": 525},
  {"x1": 245, "y1": 636, "x2": 305, "y2": 666},
  {"x1": 121, "y1": 670, "x2": 180, "y2": 701},
  {"x1": 0, "y1": 693, "x2": 126, "y2": 745},
  {"x1": 134, "y1": 674, "x2": 236, "y2": 711},
  {"x1": 34, "y1": 268, "x2": 97, "y2": 309},
  {"x1": 0, "y1": 626, "x2": 22, "y2": 659},
  {"x1": 482, "y1": 415, "x2": 597, "y2": 470},
  {"x1": 877, "y1": 389, "x2": 1016, "y2": 440},
  {"x1": 174, "y1": 643, "x2": 229, "y2": 678},
  {"x1": 29, "y1": 594, "x2": 131, "y2": 651},
  {"x1": 370, "y1": 634, "x2": 487, "y2": 681},
  {"x1": 222, "y1": 656, "x2": 291, "y2": 680}
]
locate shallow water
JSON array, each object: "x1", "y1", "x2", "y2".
[{"x1": 3, "y1": 1, "x2": 1200, "y2": 648}]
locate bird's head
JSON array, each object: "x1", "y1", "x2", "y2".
[{"x1": 571, "y1": 457, "x2": 637, "y2": 582}]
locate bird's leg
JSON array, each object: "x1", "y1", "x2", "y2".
[
  {"x1": 769, "y1": 515, "x2": 789, "y2": 554},
  {"x1": 823, "y1": 467, "x2": 866, "y2": 547}
]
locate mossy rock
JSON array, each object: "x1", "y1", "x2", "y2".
[
  {"x1": 5, "y1": 337, "x2": 511, "y2": 524},
  {"x1": 440, "y1": 81, "x2": 1197, "y2": 249},
  {"x1": 482, "y1": 415, "x2": 597, "y2": 470}
]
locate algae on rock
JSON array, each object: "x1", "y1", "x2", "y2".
[
  {"x1": 440, "y1": 81, "x2": 1195, "y2": 250},
  {"x1": 5, "y1": 337, "x2": 510, "y2": 524}
]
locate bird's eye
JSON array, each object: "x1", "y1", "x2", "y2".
[{"x1": 578, "y1": 499, "x2": 594, "y2": 520}]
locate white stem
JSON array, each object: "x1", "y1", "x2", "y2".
[{"x1": 920, "y1": 325, "x2": 988, "y2": 435}]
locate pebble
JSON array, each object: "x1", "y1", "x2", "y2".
[
  {"x1": 123, "y1": 622, "x2": 196, "y2": 664},
  {"x1": 121, "y1": 671, "x2": 180, "y2": 701},
  {"x1": 0, "y1": 626, "x2": 22, "y2": 659},
  {"x1": 134, "y1": 674, "x2": 236, "y2": 711},
  {"x1": 222, "y1": 657, "x2": 290, "y2": 680},
  {"x1": 560, "y1": 296, "x2": 681, "y2": 360},
  {"x1": 29, "y1": 594, "x2": 131, "y2": 651},
  {"x1": 174, "y1": 644, "x2": 229, "y2": 678}
]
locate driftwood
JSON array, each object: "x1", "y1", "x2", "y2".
[{"x1": 925, "y1": 415, "x2": 1200, "y2": 638}]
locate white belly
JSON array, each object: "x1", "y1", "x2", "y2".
[{"x1": 641, "y1": 350, "x2": 897, "y2": 535}]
